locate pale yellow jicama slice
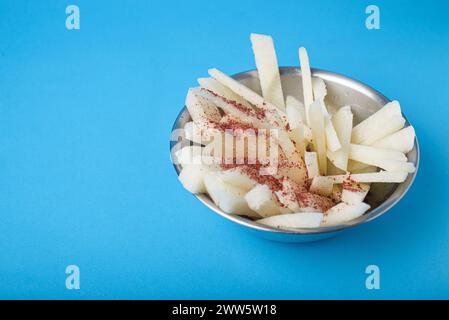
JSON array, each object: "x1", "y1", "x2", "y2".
[
  {"x1": 310, "y1": 176, "x2": 333, "y2": 196},
  {"x1": 341, "y1": 182, "x2": 370, "y2": 205},
  {"x1": 309, "y1": 100, "x2": 327, "y2": 175},
  {"x1": 350, "y1": 144, "x2": 408, "y2": 162},
  {"x1": 312, "y1": 77, "x2": 327, "y2": 101},
  {"x1": 361, "y1": 115, "x2": 406, "y2": 145},
  {"x1": 304, "y1": 151, "x2": 319, "y2": 179},
  {"x1": 250, "y1": 33, "x2": 285, "y2": 111},
  {"x1": 245, "y1": 184, "x2": 282, "y2": 218},
  {"x1": 208, "y1": 68, "x2": 287, "y2": 128},
  {"x1": 285, "y1": 95, "x2": 306, "y2": 124},
  {"x1": 198, "y1": 77, "x2": 253, "y2": 109},
  {"x1": 185, "y1": 88, "x2": 222, "y2": 125},
  {"x1": 175, "y1": 145, "x2": 204, "y2": 166},
  {"x1": 351, "y1": 100, "x2": 402, "y2": 144},
  {"x1": 179, "y1": 164, "x2": 211, "y2": 194},
  {"x1": 219, "y1": 168, "x2": 257, "y2": 191},
  {"x1": 289, "y1": 126, "x2": 305, "y2": 156},
  {"x1": 327, "y1": 106, "x2": 353, "y2": 171},
  {"x1": 322, "y1": 202, "x2": 370, "y2": 227},
  {"x1": 373, "y1": 126, "x2": 416, "y2": 153},
  {"x1": 204, "y1": 172, "x2": 259, "y2": 218},
  {"x1": 347, "y1": 160, "x2": 378, "y2": 173},
  {"x1": 299, "y1": 47, "x2": 313, "y2": 125},
  {"x1": 326, "y1": 171, "x2": 409, "y2": 184},
  {"x1": 258, "y1": 212, "x2": 324, "y2": 229}
]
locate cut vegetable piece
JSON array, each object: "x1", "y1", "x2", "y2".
[
  {"x1": 373, "y1": 126, "x2": 415, "y2": 153},
  {"x1": 341, "y1": 181, "x2": 370, "y2": 205},
  {"x1": 325, "y1": 117, "x2": 342, "y2": 152},
  {"x1": 323, "y1": 202, "x2": 370, "y2": 227},
  {"x1": 250, "y1": 33, "x2": 285, "y2": 111},
  {"x1": 299, "y1": 47, "x2": 313, "y2": 125},
  {"x1": 326, "y1": 171, "x2": 408, "y2": 184},
  {"x1": 347, "y1": 160, "x2": 377, "y2": 173},
  {"x1": 286, "y1": 101, "x2": 304, "y2": 129},
  {"x1": 330, "y1": 184, "x2": 342, "y2": 203},
  {"x1": 258, "y1": 212, "x2": 324, "y2": 229},
  {"x1": 198, "y1": 77, "x2": 253, "y2": 109},
  {"x1": 350, "y1": 144, "x2": 407, "y2": 162},
  {"x1": 351, "y1": 101, "x2": 402, "y2": 144},
  {"x1": 286, "y1": 95, "x2": 306, "y2": 123},
  {"x1": 309, "y1": 100, "x2": 327, "y2": 175},
  {"x1": 304, "y1": 151, "x2": 319, "y2": 179},
  {"x1": 327, "y1": 106, "x2": 353, "y2": 170},
  {"x1": 175, "y1": 145, "x2": 204, "y2": 166},
  {"x1": 179, "y1": 164, "x2": 211, "y2": 194},
  {"x1": 220, "y1": 167, "x2": 257, "y2": 191},
  {"x1": 361, "y1": 115, "x2": 406, "y2": 145},
  {"x1": 289, "y1": 126, "x2": 305, "y2": 156},
  {"x1": 310, "y1": 176, "x2": 333, "y2": 196},
  {"x1": 208, "y1": 68, "x2": 288, "y2": 128},
  {"x1": 204, "y1": 172, "x2": 258, "y2": 217},
  {"x1": 185, "y1": 88, "x2": 222, "y2": 125},
  {"x1": 245, "y1": 184, "x2": 281, "y2": 217},
  {"x1": 312, "y1": 77, "x2": 327, "y2": 101}
]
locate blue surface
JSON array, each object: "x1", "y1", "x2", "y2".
[{"x1": 0, "y1": 0, "x2": 448, "y2": 299}]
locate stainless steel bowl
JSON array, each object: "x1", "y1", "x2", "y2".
[{"x1": 170, "y1": 67, "x2": 420, "y2": 243}]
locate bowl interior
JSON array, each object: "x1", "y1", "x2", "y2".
[{"x1": 171, "y1": 67, "x2": 419, "y2": 235}]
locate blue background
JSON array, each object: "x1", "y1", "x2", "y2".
[{"x1": 0, "y1": 0, "x2": 448, "y2": 299}]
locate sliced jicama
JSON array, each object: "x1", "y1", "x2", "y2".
[
  {"x1": 351, "y1": 101, "x2": 403, "y2": 144},
  {"x1": 341, "y1": 181, "x2": 370, "y2": 205},
  {"x1": 373, "y1": 126, "x2": 415, "y2": 153},
  {"x1": 309, "y1": 100, "x2": 327, "y2": 175},
  {"x1": 175, "y1": 145, "x2": 204, "y2": 166},
  {"x1": 204, "y1": 172, "x2": 259, "y2": 217},
  {"x1": 220, "y1": 167, "x2": 257, "y2": 191},
  {"x1": 361, "y1": 115, "x2": 406, "y2": 145},
  {"x1": 289, "y1": 126, "x2": 305, "y2": 155},
  {"x1": 245, "y1": 184, "x2": 282, "y2": 217},
  {"x1": 179, "y1": 164, "x2": 211, "y2": 194},
  {"x1": 250, "y1": 33, "x2": 285, "y2": 111},
  {"x1": 310, "y1": 176, "x2": 333, "y2": 196},
  {"x1": 312, "y1": 77, "x2": 327, "y2": 101},
  {"x1": 286, "y1": 100, "x2": 304, "y2": 129},
  {"x1": 350, "y1": 144, "x2": 408, "y2": 162},
  {"x1": 208, "y1": 68, "x2": 287, "y2": 127},
  {"x1": 322, "y1": 202, "x2": 370, "y2": 227},
  {"x1": 258, "y1": 212, "x2": 324, "y2": 229},
  {"x1": 326, "y1": 171, "x2": 409, "y2": 184},
  {"x1": 185, "y1": 88, "x2": 222, "y2": 125},
  {"x1": 198, "y1": 77, "x2": 253, "y2": 109},
  {"x1": 304, "y1": 151, "x2": 319, "y2": 179},
  {"x1": 299, "y1": 47, "x2": 313, "y2": 125},
  {"x1": 285, "y1": 95, "x2": 306, "y2": 123},
  {"x1": 327, "y1": 106, "x2": 353, "y2": 171}
]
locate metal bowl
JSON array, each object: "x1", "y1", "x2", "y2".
[{"x1": 170, "y1": 67, "x2": 420, "y2": 243}]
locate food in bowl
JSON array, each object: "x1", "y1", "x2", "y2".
[{"x1": 172, "y1": 33, "x2": 416, "y2": 230}]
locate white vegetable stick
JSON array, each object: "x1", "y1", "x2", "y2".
[
  {"x1": 204, "y1": 172, "x2": 259, "y2": 217},
  {"x1": 250, "y1": 33, "x2": 285, "y2": 111},
  {"x1": 373, "y1": 126, "x2": 415, "y2": 153},
  {"x1": 347, "y1": 160, "x2": 378, "y2": 173},
  {"x1": 286, "y1": 95, "x2": 306, "y2": 123},
  {"x1": 258, "y1": 212, "x2": 324, "y2": 229},
  {"x1": 208, "y1": 68, "x2": 288, "y2": 128},
  {"x1": 185, "y1": 88, "x2": 222, "y2": 125},
  {"x1": 175, "y1": 145, "x2": 204, "y2": 166},
  {"x1": 245, "y1": 184, "x2": 282, "y2": 218},
  {"x1": 286, "y1": 101, "x2": 304, "y2": 129},
  {"x1": 220, "y1": 168, "x2": 257, "y2": 191},
  {"x1": 361, "y1": 115, "x2": 406, "y2": 145},
  {"x1": 351, "y1": 100, "x2": 402, "y2": 144},
  {"x1": 179, "y1": 164, "x2": 211, "y2": 194},
  {"x1": 325, "y1": 117, "x2": 342, "y2": 152},
  {"x1": 310, "y1": 176, "x2": 333, "y2": 196},
  {"x1": 299, "y1": 47, "x2": 313, "y2": 125},
  {"x1": 327, "y1": 106, "x2": 353, "y2": 171},
  {"x1": 326, "y1": 171, "x2": 409, "y2": 184},
  {"x1": 289, "y1": 126, "x2": 305, "y2": 156},
  {"x1": 304, "y1": 151, "x2": 319, "y2": 179},
  {"x1": 309, "y1": 100, "x2": 327, "y2": 175},
  {"x1": 198, "y1": 77, "x2": 253, "y2": 109},
  {"x1": 323, "y1": 202, "x2": 370, "y2": 227},
  {"x1": 350, "y1": 144, "x2": 408, "y2": 162},
  {"x1": 341, "y1": 182, "x2": 370, "y2": 205},
  {"x1": 312, "y1": 77, "x2": 327, "y2": 101}
]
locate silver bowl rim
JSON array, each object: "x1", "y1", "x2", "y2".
[{"x1": 170, "y1": 67, "x2": 420, "y2": 235}]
